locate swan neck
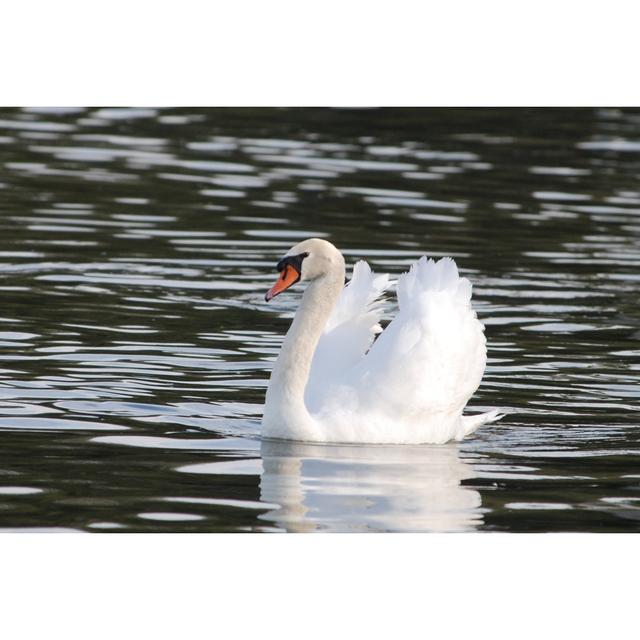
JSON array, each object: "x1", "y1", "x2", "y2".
[{"x1": 266, "y1": 269, "x2": 344, "y2": 416}]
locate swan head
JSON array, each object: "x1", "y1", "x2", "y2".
[{"x1": 265, "y1": 238, "x2": 344, "y2": 302}]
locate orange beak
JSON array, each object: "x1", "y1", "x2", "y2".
[{"x1": 265, "y1": 265, "x2": 301, "y2": 302}]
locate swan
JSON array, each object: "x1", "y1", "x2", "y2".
[{"x1": 262, "y1": 238, "x2": 500, "y2": 444}]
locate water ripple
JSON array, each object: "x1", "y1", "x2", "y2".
[{"x1": 0, "y1": 107, "x2": 639, "y2": 532}]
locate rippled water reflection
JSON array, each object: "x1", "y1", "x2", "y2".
[{"x1": 0, "y1": 107, "x2": 639, "y2": 532}]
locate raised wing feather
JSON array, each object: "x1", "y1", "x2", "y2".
[
  {"x1": 313, "y1": 257, "x2": 491, "y2": 443},
  {"x1": 305, "y1": 260, "x2": 390, "y2": 413}
]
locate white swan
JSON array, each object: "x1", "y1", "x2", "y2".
[{"x1": 262, "y1": 238, "x2": 500, "y2": 444}]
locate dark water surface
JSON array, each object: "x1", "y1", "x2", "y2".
[{"x1": 0, "y1": 107, "x2": 638, "y2": 532}]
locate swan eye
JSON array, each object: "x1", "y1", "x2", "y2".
[{"x1": 276, "y1": 252, "x2": 308, "y2": 274}]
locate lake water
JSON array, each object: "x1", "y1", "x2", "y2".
[{"x1": 0, "y1": 107, "x2": 638, "y2": 532}]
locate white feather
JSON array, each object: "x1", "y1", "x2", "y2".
[
  {"x1": 308, "y1": 257, "x2": 497, "y2": 443},
  {"x1": 305, "y1": 260, "x2": 390, "y2": 412}
]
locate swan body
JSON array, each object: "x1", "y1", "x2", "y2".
[{"x1": 262, "y1": 238, "x2": 500, "y2": 445}]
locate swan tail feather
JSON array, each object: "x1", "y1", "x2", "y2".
[{"x1": 458, "y1": 409, "x2": 505, "y2": 439}]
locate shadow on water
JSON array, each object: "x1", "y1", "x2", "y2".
[{"x1": 0, "y1": 107, "x2": 639, "y2": 531}]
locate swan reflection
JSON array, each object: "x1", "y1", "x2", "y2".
[{"x1": 259, "y1": 439, "x2": 482, "y2": 532}]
